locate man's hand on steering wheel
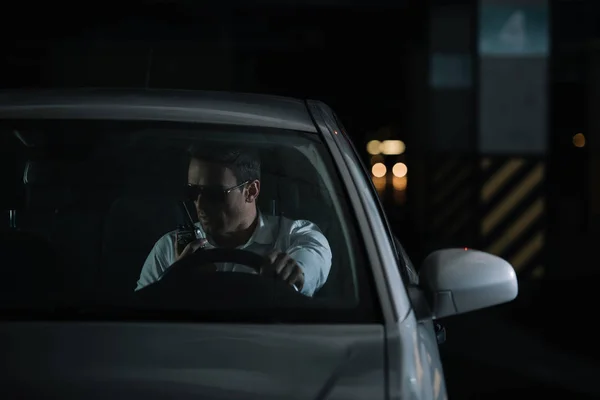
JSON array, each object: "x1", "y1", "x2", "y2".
[{"x1": 262, "y1": 251, "x2": 305, "y2": 291}]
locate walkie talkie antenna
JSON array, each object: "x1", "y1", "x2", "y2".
[{"x1": 182, "y1": 201, "x2": 196, "y2": 226}]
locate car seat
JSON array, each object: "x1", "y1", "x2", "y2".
[
  {"x1": 19, "y1": 159, "x2": 122, "y2": 303},
  {"x1": 0, "y1": 151, "x2": 62, "y2": 308},
  {"x1": 258, "y1": 147, "x2": 353, "y2": 300}
]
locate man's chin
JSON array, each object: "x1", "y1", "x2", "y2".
[{"x1": 200, "y1": 222, "x2": 220, "y2": 236}]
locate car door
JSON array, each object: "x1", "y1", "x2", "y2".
[{"x1": 1, "y1": 322, "x2": 388, "y2": 400}]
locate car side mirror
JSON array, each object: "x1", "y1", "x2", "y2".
[{"x1": 419, "y1": 248, "x2": 518, "y2": 319}]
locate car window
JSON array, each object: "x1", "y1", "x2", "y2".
[
  {"x1": 330, "y1": 111, "x2": 415, "y2": 286},
  {"x1": 0, "y1": 120, "x2": 379, "y2": 323}
]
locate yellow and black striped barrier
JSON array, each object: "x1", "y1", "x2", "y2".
[
  {"x1": 428, "y1": 157, "x2": 479, "y2": 244},
  {"x1": 480, "y1": 157, "x2": 546, "y2": 278}
]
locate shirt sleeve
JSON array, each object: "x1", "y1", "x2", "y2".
[
  {"x1": 285, "y1": 220, "x2": 332, "y2": 297},
  {"x1": 135, "y1": 233, "x2": 176, "y2": 291}
]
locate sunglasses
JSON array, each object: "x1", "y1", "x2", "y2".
[{"x1": 186, "y1": 181, "x2": 249, "y2": 203}]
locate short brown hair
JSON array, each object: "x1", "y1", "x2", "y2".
[{"x1": 187, "y1": 144, "x2": 261, "y2": 185}]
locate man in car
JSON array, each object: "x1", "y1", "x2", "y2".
[{"x1": 135, "y1": 145, "x2": 332, "y2": 296}]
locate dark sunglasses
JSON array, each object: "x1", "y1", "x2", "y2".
[{"x1": 186, "y1": 181, "x2": 249, "y2": 203}]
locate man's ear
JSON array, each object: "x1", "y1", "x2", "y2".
[{"x1": 245, "y1": 180, "x2": 260, "y2": 203}]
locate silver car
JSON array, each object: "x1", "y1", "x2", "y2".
[{"x1": 0, "y1": 89, "x2": 518, "y2": 399}]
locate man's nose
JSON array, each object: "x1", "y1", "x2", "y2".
[{"x1": 193, "y1": 191, "x2": 210, "y2": 204}]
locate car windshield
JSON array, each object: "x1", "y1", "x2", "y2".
[{"x1": 0, "y1": 119, "x2": 379, "y2": 323}]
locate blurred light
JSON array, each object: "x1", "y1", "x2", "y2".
[
  {"x1": 372, "y1": 176, "x2": 386, "y2": 194},
  {"x1": 381, "y1": 140, "x2": 405, "y2": 155},
  {"x1": 370, "y1": 155, "x2": 384, "y2": 165},
  {"x1": 392, "y1": 176, "x2": 407, "y2": 191},
  {"x1": 372, "y1": 162, "x2": 387, "y2": 178},
  {"x1": 392, "y1": 162, "x2": 408, "y2": 178},
  {"x1": 573, "y1": 133, "x2": 586, "y2": 148},
  {"x1": 367, "y1": 140, "x2": 382, "y2": 155},
  {"x1": 464, "y1": 247, "x2": 469, "y2": 251}
]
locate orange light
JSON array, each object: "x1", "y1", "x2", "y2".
[
  {"x1": 392, "y1": 162, "x2": 408, "y2": 178},
  {"x1": 392, "y1": 176, "x2": 407, "y2": 191},
  {"x1": 381, "y1": 140, "x2": 406, "y2": 155},
  {"x1": 464, "y1": 247, "x2": 469, "y2": 251},
  {"x1": 573, "y1": 133, "x2": 586, "y2": 148},
  {"x1": 367, "y1": 140, "x2": 382, "y2": 155},
  {"x1": 372, "y1": 176, "x2": 386, "y2": 195},
  {"x1": 372, "y1": 162, "x2": 387, "y2": 178}
]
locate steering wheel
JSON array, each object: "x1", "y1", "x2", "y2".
[
  {"x1": 171, "y1": 247, "x2": 264, "y2": 272},
  {"x1": 166, "y1": 248, "x2": 297, "y2": 291},
  {"x1": 135, "y1": 248, "x2": 307, "y2": 308}
]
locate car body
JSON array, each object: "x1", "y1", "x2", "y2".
[{"x1": 0, "y1": 89, "x2": 518, "y2": 399}]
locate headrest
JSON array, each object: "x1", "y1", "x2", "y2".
[
  {"x1": 260, "y1": 147, "x2": 330, "y2": 195},
  {"x1": 257, "y1": 147, "x2": 332, "y2": 226},
  {"x1": 23, "y1": 157, "x2": 130, "y2": 190},
  {"x1": 22, "y1": 159, "x2": 122, "y2": 210}
]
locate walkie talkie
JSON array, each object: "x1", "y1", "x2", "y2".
[
  {"x1": 175, "y1": 223, "x2": 199, "y2": 255},
  {"x1": 176, "y1": 201, "x2": 201, "y2": 254}
]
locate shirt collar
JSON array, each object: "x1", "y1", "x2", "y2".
[{"x1": 244, "y1": 210, "x2": 275, "y2": 246}]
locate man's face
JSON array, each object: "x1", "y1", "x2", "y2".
[{"x1": 187, "y1": 158, "x2": 250, "y2": 237}]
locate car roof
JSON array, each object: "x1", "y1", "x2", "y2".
[{"x1": 0, "y1": 88, "x2": 318, "y2": 133}]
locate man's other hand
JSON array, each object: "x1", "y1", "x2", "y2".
[{"x1": 262, "y1": 251, "x2": 305, "y2": 290}]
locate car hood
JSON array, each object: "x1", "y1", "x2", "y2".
[{"x1": 0, "y1": 322, "x2": 386, "y2": 400}]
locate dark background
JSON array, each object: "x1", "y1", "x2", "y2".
[{"x1": 3, "y1": 0, "x2": 600, "y2": 397}]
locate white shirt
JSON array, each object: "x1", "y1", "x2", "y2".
[{"x1": 135, "y1": 213, "x2": 332, "y2": 296}]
